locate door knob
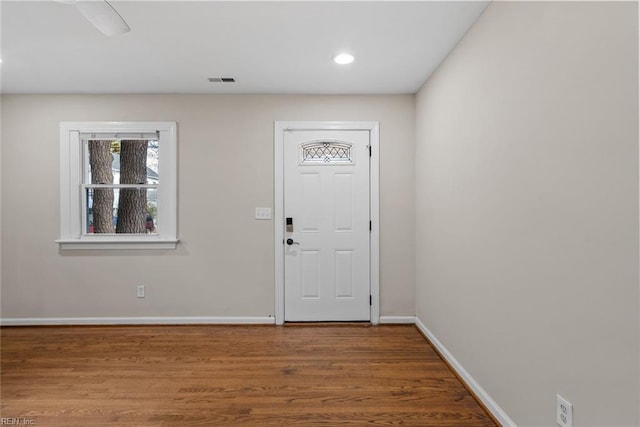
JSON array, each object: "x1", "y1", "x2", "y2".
[{"x1": 286, "y1": 238, "x2": 300, "y2": 246}]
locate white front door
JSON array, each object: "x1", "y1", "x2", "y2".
[{"x1": 283, "y1": 129, "x2": 371, "y2": 321}]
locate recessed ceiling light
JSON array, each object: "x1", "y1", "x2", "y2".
[{"x1": 334, "y1": 53, "x2": 354, "y2": 65}]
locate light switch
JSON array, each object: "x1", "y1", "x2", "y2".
[{"x1": 255, "y1": 207, "x2": 272, "y2": 220}]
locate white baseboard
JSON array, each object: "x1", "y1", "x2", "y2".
[
  {"x1": 379, "y1": 316, "x2": 416, "y2": 324},
  {"x1": 414, "y1": 317, "x2": 516, "y2": 427},
  {"x1": 1, "y1": 316, "x2": 276, "y2": 326}
]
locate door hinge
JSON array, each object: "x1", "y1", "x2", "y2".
[
  {"x1": 369, "y1": 221, "x2": 372, "y2": 231},
  {"x1": 369, "y1": 295, "x2": 372, "y2": 306},
  {"x1": 369, "y1": 146, "x2": 372, "y2": 157}
]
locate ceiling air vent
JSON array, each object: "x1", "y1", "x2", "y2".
[{"x1": 208, "y1": 77, "x2": 236, "y2": 83}]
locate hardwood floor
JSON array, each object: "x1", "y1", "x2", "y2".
[{"x1": 1, "y1": 324, "x2": 497, "y2": 426}]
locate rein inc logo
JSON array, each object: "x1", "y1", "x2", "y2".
[{"x1": 0, "y1": 419, "x2": 35, "y2": 425}]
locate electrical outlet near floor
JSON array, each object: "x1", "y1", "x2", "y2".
[
  {"x1": 137, "y1": 285, "x2": 145, "y2": 298},
  {"x1": 556, "y1": 394, "x2": 573, "y2": 427}
]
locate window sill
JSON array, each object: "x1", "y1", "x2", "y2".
[{"x1": 56, "y1": 239, "x2": 179, "y2": 250}]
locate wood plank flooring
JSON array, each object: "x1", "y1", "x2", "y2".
[{"x1": 1, "y1": 324, "x2": 497, "y2": 426}]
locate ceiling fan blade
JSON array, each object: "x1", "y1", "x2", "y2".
[{"x1": 74, "y1": 1, "x2": 130, "y2": 37}]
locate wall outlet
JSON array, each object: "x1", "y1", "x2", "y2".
[
  {"x1": 255, "y1": 207, "x2": 272, "y2": 220},
  {"x1": 556, "y1": 394, "x2": 573, "y2": 427},
  {"x1": 136, "y1": 285, "x2": 145, "y2": 298}
]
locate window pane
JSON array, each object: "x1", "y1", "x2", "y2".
[
  {"x1": 86, "y1": 140, "x2": 159, "y2": 185},
  {"x1": 86, "y1": 188, "x2": 158, "y2": 235}
]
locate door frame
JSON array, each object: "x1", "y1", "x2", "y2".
[{"x1": 274, "y1": 121, "x2": 380, "y2": 325}]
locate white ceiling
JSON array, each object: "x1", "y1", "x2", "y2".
[{"x1": 0, "y1": 1, "x2": 489, "y2": 94}]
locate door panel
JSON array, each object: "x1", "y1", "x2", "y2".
[
  {"x1": 335, "y1": 250, "x2": 354, "y2": 298},
  {"x1": 300, "y1": 173, "x2": 321, "y2": 231},
  {"x1": 301, "y1": 250, "x2": 320, "y2": 299},
  {"x1": 284, "y1": 130, "x2": 370, "y2": 321},
  {"x1": 333, "y1": 173, "x2": 353, "y2": 231}
]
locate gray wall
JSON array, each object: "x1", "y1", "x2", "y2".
[
  {"x1": 415, "y1": 1, "x2": 639, "y2": 425},
  {"x1": 0, "y1": 94, "x2": 415, "y2": 320}
]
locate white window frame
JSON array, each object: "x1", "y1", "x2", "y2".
[{"x1": 58, "y1": 121, "x2": 178, "y2": 250}]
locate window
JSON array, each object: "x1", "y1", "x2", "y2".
[
  {"x1": 58, "y1": 122, "x2": 178, "y2": 249},
  {"x1": 300, "y1": 140, "x2": 353, "y2": 165}
]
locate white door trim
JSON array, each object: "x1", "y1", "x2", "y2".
[{"x1": 274, "y1": 121, "x2": 380, "y2": 325}]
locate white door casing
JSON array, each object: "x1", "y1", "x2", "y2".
[{"x1": 274, "y1": 122, "x2": 380, "y2": 324}]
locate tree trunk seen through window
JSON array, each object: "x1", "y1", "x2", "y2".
[
  {"x1": 116, "y1": 140, "x2": 148, "y2": 234},
  {"x1": 88, "y1": 140, "x2": 115, "y2": 234}
]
